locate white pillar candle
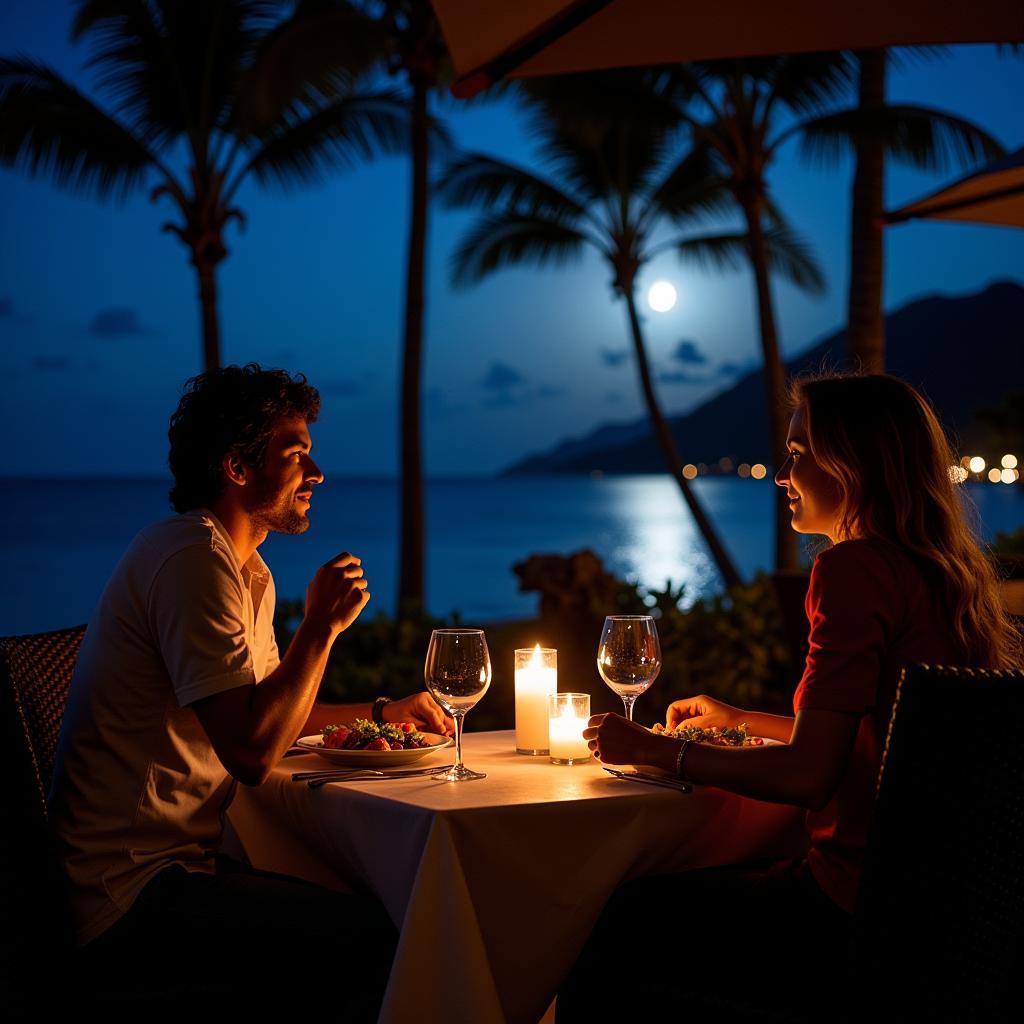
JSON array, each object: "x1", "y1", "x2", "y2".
[
  {"x1": 515, "y1": 645, "x2": 557, "y2": 754},
  {"x1": 549, "y1": 692, "x2": 591, "y2": 765}
]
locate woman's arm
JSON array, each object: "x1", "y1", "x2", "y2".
[
  {"x1": 665, "y1": 694, "x2": 795, "y2": 743},
  {"x1": 585, "y1": 709, "x2": 861, "y2": 810}
]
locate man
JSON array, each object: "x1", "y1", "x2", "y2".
[{"x1": 48, "y1": 364, "x2": 450, "y2": 1014}]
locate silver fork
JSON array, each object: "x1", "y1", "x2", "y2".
[
  {"x1": 602, "y1": 767, "x2": 692, "y2": 794},
  {"x1": 293, "y1": 764, "x2": 453, "y2": 787}
]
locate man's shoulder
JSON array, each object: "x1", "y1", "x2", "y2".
[{"x1": 126, "y1": 510, "x2": 237, "y2": 577}]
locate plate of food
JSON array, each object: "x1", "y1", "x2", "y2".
[
  {"x1": 651, "y1": 721, "x2": 779, "y2": 747},
  {"x1": 295, "y1": 718, "x2": 453, "y2": 767}
]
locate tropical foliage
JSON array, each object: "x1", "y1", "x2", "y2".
[
  {"x1": 0, "y1": 0, "x2": 408, "y2": 370},
  {"x1": 437, "y1": 69, "x2": 829, "y2": 589}
]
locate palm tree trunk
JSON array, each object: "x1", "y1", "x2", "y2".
[
  {"x1": 397, "y1": 73, "x2": 429, "y2": 618},
  {"x1": 739, "y1": 193, "x2": 799, "y2": 573},
  {"x1": 196, "y1": 259, "x2": 221, "y2": 371},
  {"x1": 847, "y1": 49, "x2": 887, "y2": 374},
  {"x1": 623, "y1": 288, "x2": 741, "y2": 589}
]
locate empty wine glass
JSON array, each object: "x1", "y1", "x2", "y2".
[
  {"x1": 597, "y1": 615, "x2": 661, "y2": 721},
  {"x1": 425, "y1": 628, "x2": 492, "y2": 782}
]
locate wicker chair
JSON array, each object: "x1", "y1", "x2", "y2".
[
  {"x1": 853, "y1": 663, "x2": 1024, "y2": 1020},
  {"x1": 0, "y1": 625, "x2": 86, "y2": 1002}
]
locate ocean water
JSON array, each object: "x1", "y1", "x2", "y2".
[{"x1": 1, "y1": 475, "x2": 1021, "y2": 635}]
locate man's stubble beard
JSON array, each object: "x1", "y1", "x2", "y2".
[{"x1": 248, "y1": 487, "x2": 311, "y2": 536}]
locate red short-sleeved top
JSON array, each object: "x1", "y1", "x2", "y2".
[{"x1": 793, "y1": 537, "x2": 960, "y2": 913}]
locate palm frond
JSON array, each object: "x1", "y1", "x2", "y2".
[
  {"x1": 757, "y1": 52, "x2": 855, "y2": 119},
  {"x1": 518, "y1": 71, "x2": 684, "y2": 204},
  {"x1": 761, "y1": 224, "x2": 825, "y2": 294},
  {"x1": 673, "y1": 231, "x2": 749, "y2": 274},
  {"x1": 650, "y1": 145, "x2": 732, "y2": 224},
  {"x1": 797, "y1": 104, "x2": 1005, "y2": 173},
  {"x1": 242, "y1": 90, "x2": 408, "y2": 189},
  {"x1": 435, "y1": 151, "x2": 585, "y2": 221},
  {"x1": 0, "y1": 55, "x2": 157, "y2": 198},
  {"x1": 450, "y1": 210, "x2": 589, "y2": 286},
  {"x1": 73, "y1": 0, "x2": 266, "y2": 149},
  {"x1": 236, "y1": 2, "x2": 386, "y2": 135},
  {"x1": 674, "y1": 222, "x2": 825, "y2": 294}
]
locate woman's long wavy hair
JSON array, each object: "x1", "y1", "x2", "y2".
[{"x1": 792, "y1": 373, "x2": 1020, "y2": 669}]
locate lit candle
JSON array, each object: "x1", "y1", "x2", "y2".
[
  {"x1": 515, "y1": 646, "x2": 557, "y2": 754},
  {"x1": 549, "y1": 692, "x2": 591, "y2": 765}
]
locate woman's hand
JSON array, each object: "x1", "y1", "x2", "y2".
[
  {"x1": 583, "y1": 713, "x2": 672, "y2": 769},
  {"x1": 384, "y1": 692, "x2": 454, "y2": 736},
  {"x1": 665, "y1": 694, "x2": 744, "y2": 732}
]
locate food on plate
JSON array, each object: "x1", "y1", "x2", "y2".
[
  {"x1": 321, "y1": 718, "x2": 434, "y2": 752},
  {"x1": 651, "y1": 721, "x2": 764, "y2": 747}
]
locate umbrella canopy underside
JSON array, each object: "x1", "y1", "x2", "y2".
[
  {"x1": 887, "y1": 147, "x2": 1024, "y2": 228},
  {"x1": 433, "y1": 0, "x2": 1024, "y2": 97}
]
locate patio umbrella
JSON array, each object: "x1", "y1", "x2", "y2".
[
  {"x1": 885, "y1": 146, "x2": 1024, "y2": 228},
  {"x1": 432, "y1": 0, "x2": 1024, "y2": 97}
]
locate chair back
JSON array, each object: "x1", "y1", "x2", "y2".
[
  {"x1": 1, "y1": 625, "x2": 85, "y2": 996},
  {"x1": 854, "y1": 663, "x2": 1024, "y2": 1018},
  {"x1": 0, "y1": 625, "x2": 86, "y2": 817}
]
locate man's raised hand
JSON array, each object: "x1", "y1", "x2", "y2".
[{"x1": 304, "y1": 552, "x2": 371, "y2": 635}]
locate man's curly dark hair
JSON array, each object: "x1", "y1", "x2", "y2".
[{"x1": 168, "y1": 364, "x2": 320, "y2": 513}]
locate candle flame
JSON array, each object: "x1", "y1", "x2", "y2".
[{"x1": 529, "y1": 643, "x2": 543, "y2": 669}]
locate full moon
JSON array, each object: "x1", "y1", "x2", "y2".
[{"x1": 648, "y1": 280, "x2": 677, "y2": 313}]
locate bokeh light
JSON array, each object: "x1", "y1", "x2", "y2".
[
  {"x1": 987, "y1": 468, "x2": 1001, "y2": 483},
  {"x1": 969, "y1": 456, "x2": 987, "y2": 474},
  {"x1": 949, "y1": 465, "x2": 969, "y2": 484},
  {"x1": 1002, "y1": 454, "x2": 1018, "y2": 470},
  {"x1": 682, "y1": 464, "x2": 697, "y2": 480},
  {"x1": 751, "y1": 464, "x2": 768, "y2": 480}
]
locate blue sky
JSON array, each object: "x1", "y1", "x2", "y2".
[{"x1": 2, "y1": 4, "x2": 1023, "y2": 476}]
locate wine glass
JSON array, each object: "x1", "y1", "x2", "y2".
[
  {"x1": 425, "y1": 628, "x2": 492, "y2": 782},
  {"x1": 597, "y1": 615, "x2": 661, "y2": 721}
]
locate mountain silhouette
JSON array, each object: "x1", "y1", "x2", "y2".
[{"x1": 503, "y1": 281, "x2": 1024, "y2": 474}]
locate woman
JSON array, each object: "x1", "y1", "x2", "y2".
[{"x1": 559, "y1": 374, "x2": 1019, "y2": 1020}]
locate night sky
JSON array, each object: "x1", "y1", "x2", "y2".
[{"x1": 2, "y1": 4, "x2": 1023, "y2": 477}]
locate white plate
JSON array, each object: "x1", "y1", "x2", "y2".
[{"x1": 295, "y1": 732, "x2": 453, "y2": 767}]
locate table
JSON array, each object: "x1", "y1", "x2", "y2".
[{"x1": 227, "y1": 731, "x2": 805, "y2": 1024}]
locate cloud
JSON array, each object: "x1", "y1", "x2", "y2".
[
  {"x1": 659, "y1": 369, "x2": 707, "y2": 385},
  {"x1": 0, "y1": 298, "x2": 12, "y2": 318},
  {"x1": 671, "y1": 340, "x2": 707, "y2": 366},
  {"x1": 482, "y1": 362, "x2": 527, "y2": 392},
  {"x1": 90, "y1": 307, "x2": 155, "y2": 338},
  {"x1": 33, "y1": 355, "x2": 72, "y2": 372},
  {"x1": 600, "y1": 348, "x2": 629, "y2": 368}
]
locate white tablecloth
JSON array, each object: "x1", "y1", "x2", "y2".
[{"x1": 227, "y1": 730, "x2": 805, "y2": 1024}]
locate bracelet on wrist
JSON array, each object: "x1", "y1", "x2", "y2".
[
  {"x1": 372, "y1": 696, "x2": 392, "y2": 724},
  {"x1": 675, "y1": 739, "x2": 691, "y2": 780}
]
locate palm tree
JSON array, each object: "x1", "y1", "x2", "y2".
[
  {"x1": 667, "y1": 55, "x2": 1002, "y2": 571},
  {"x1": 370, "y1": 0, "x2": 452, "y2": 619},
  {"x1": 809, "y1": 49, "x2": 1003, "y2": 373},
  {"x1": 438, "y1": 71, "x2": 824, "y2": 590},
  {"x1": 664, "y1": 56, "x2": 854, "y2": 573},
  {"x1": 0, "y1": 0, "x2": 407, "y2": 371}
]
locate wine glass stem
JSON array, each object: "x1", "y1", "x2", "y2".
[
  {"x1": 452, "y1": 711, "x2": 466, "y2": 769},
  {"x1": 622, "y1": 697, "x2": 636, "y2": 722}
]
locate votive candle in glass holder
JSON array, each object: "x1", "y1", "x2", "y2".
[
  {"x1": 515, "y1": 646, "x2": 557, "y2": 754},
  {"x1": 549, "y1": 692, "x2": 591, "y2": 765}
]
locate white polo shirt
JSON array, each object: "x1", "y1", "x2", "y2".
[{"x1": 48, "y1": 510, "x2": 279, "y2": 945}]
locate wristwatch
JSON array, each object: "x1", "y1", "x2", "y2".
[{"x1": 372, "y1": 696, "x2": 392, "y2": 724}]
